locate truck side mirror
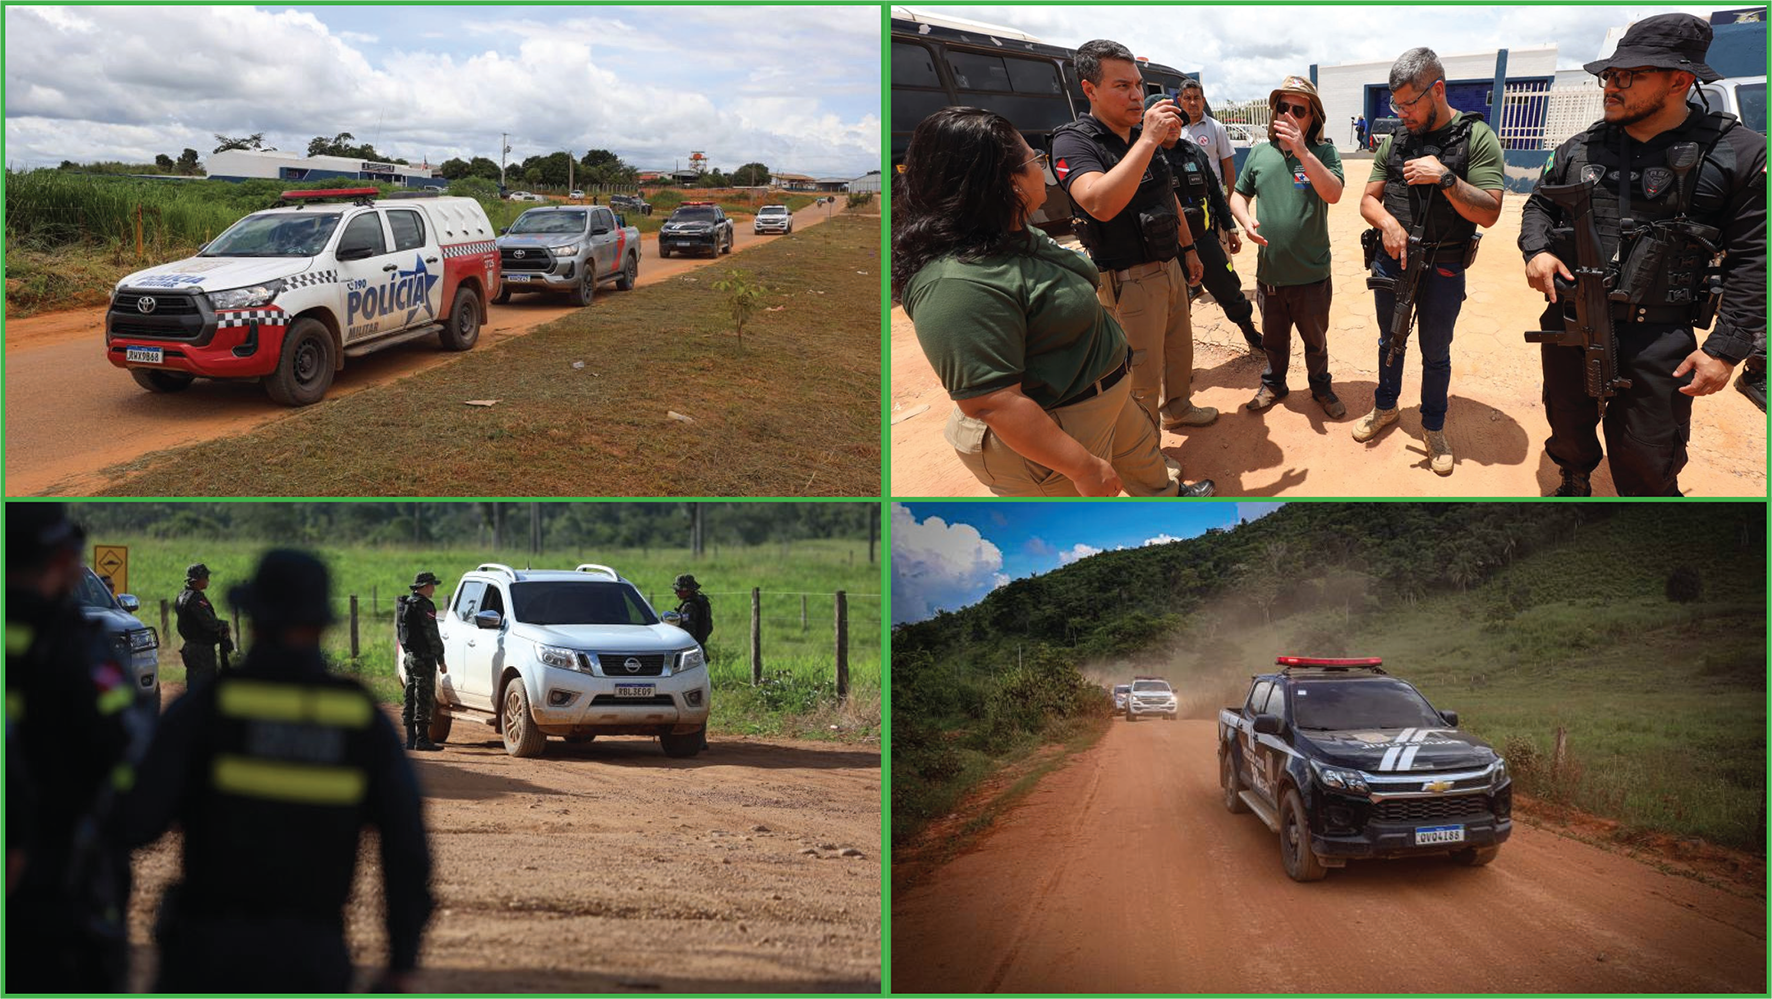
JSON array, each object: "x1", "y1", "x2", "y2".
[
  {"x1": 499, "y1": 227, "x2": 509, "y2": 235},
  {"x1": 1253, "y1": 713, "x2": 1284, "y2": 736},
  {"x1": 661, "y1": 611, "x2": 683, "y2": 627},
  {"x1": 118, "y1": 594, "x2": 141, "y2": 613},
  {"x1": 336, "y1": 245, "x2": 373, "y2": 262},
  {"x1": 474, "y1": 609, "x2": 502, "y2": 630},
  {"x1": 1439, "y1": 709, "x2": 1459, "y2": 727}
]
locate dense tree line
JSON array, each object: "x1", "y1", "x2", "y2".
[{"x1": 69, "y1": 502, "x2": 878, "y2": 552}]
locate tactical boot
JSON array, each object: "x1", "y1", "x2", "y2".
[
  {"x1": 1162, "y1": 404, "x2": 1219, "y2": 430},
  {"x1": 1425, "y1": 429, "x2": 1454, "y2": 476},
  {"x1": 1351, "y1": 406, "x2": 1398, "y2": 442},
  {"x1": 1176, "y1": 478, "x2": 1216, "y2": 497},
  {"x1": 1736, "y1": 369, "x2": 1767, "y2": 413},
  {"x1": 1552, "y1": 469, "x2": 1592, "y2": 497},
  {"x1": 1246, "y1": 385, "x2": 1288, "y2": 411},
  {"x1": 413, "y1": 735, "x2": 442, "y2": 752},
  {"x1": 1314, "y1": 390, "x2": 1347, "y2": 420},
  {"x1": 405, "y1": 724, "x2": 417, "y2": 751}
]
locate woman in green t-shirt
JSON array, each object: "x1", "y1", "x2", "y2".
[{"x1": 892, "y1": 107, "x2": 1214, "y2": 498}]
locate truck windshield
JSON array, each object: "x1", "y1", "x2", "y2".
[
  {"x1": 672, "y1": 207, "x2": 719, "y2": 221},
  {"x1": 1291, "y1": 679, "x2": 1446, "y2": 730},
  {"x1": 508, "y1": 211, "x2": 588, "y2": 235},
  {"x1": 1132, "y1": 680, "x2": 1170, "y2": 692},
  {"x1": 759, "y1": 207, "x2": 788, "y2": 216},
  {"x1": 73, "y1": 569, "x2": 119, "y2": 611},
  {"x1": 510, "y1": 581, "x2": 658, "y2": 626},
  {"x1": 203, "y1": 212, "x2": 343, "y2": 257}
]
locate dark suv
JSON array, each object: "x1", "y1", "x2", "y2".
[
  {"x1": 610, "y1": 194, "x2": 652, "y2": 217},
  {"x1": 1217, "y1": 657, "x2": 1511, "y2": 881},
  {"x1": 658, "y1": 203, "x2": 734, "y2": 258}
]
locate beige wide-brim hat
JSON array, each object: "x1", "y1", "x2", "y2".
[{"x1": 1268, "y1": 75, "x2": 1327, "y2": 146}]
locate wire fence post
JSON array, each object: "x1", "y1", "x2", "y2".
[
  {"x1": 349, "y1": 595, "x2": 360, "y2": 660},
  {"x1": 750, "y1": 587, "x2": 762, "y2": 685},
  {"x1": 801, "y1": 594, "x2": 808, "y2": 632},
  {"x1": 231, "y1": 607, "x2": 241, "y2": 644},
  {"x1": 160, "y1": 599, "x2": 170, "y2": 648},
  {"x1": 835, "y1": 590, "x2": 848, "y2": 703}
]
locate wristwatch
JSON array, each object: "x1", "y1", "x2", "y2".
[{"x1": 1438, "y1": 170, "x2": 1458, "y2": 190}]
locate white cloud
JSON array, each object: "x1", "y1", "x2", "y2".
[
  {"x1": 1142, "y1": 534, "x2": 1182, "y2": 547},
  {"x1": 892, "y1": 504, "x2": 1009, "y2": 624},
  {"x1": 1058, "y1": 542, "x2": 1102, "y2": 565},
  {"x1": 1236, "y1": 503, "x2": 1284, "y2": 524}
]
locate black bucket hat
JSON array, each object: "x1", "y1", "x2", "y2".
[
  {"x1": 186, "y1": 563, "x2": 211, "y2": 582},
  {"x1": 673, "y1": 574, "x2": 701, "y2": 591},
  {"x1": 410, "y1": 571, "x2": 442, "y2": 590},
  {"x1": 1584, "y1": 13, "x2": 1721, "y2": 83},
  {"x1": 5, "y1": 503, "x2": 84, "y2": 570},
  {"x1": 229, "y1": 549, "x2": 337, "y2": 630}
]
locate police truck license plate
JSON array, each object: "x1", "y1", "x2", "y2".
[
  {"x1": 1414, "y1": 824, "x2": 1465, "y2": 846},
  {"x1": 504, "y1": 274, "x2": 531, "y2": 283},
  {"x1": 614, "y1": 684, "x2": 653, "y2": 698},
  {"x1": 125, "y1": 347, "x2": 164, "y2": 364}
]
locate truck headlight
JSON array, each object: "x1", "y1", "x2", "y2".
[
  {"x1": 548, "y1": 244, "x2": 580, "y2": 256},
  {"x1": 676, "y1": 647, "x2": 705, "y2": 673},
  {"x1": 1313, "y1": 761, "x2": 1369, "y2": 793},
  {"x1": 126, "y1": 627, "x2": 158, "y2": 653},
  {"x1": 536, "y1": 643, "x2": 580, "y2": 671},
  {"x1": 207, "y1": 279, "x2": 284, "y2": 310},
  {"x1": 1491, "y1": 759, "x2": 1508, "y2": 787}
]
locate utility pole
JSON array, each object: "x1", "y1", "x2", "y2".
[
  {"x1": 499, "y1": 133, "x2": 511, "y2": 189},
  {"x1": 568, "y1": 149, "x2": 574, "y2": 196}
]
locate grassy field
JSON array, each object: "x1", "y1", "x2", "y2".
[
  {"x1": 90, "y1": 213, "x2": 880, "y2": 496},
  {"x1": 116, "y1": 536, "x2": 881, "y2": 741}
]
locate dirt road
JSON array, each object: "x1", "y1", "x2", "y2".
[
  {"x1": 890, "y1": 192, "x2": 1767, "y2": 497},
  {"x1": 128, "y1": 699, "x2": 881, "y2": 992},
  {"x1": 892, "y1": 719, "x2": 1765, "y2": 994},
  {"x1": 5, "y1": 200, "x2": 849, "y2": 496}
]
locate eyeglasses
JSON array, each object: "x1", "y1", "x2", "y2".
[
  {"x1": 1389, "y1": 79, "x2": 1442, "y2": 114},
  {"x1": 1598, "y1": 67, "x2": 1664, "y2": 90},
  {"x1": 1017, "y1": 149, "x2": 1049, "y2": 171},
  {"x1": 1276, "y1": 101, "x2": 1312, "y2": 118}
]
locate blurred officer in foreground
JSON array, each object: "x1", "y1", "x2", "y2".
[
  {"x1": 5, "y1": 503, "x2": 134, "y2": 993},
  {"x1": 398, "y1": 571, "x2": 447, "y2": 752},
  {"x1": 125, "y1": 549, "x2": 433, "y2": 992},
  {"x1": 174, "y1": 563, "x2": 230, "y2": 688}
]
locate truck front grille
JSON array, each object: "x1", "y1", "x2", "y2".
[
  {"x1": 500, "y1": 248, "x2": 554, "y2": 271},
  {"x1": 1374, "y1": 794, "x2": 1491, "y2": 823},
  {"x1": 585, "y1": 652, "x2": 667, "y2": 676},
  {"x1": 113, "y1": 291, "x2": 202, "y2": 315}
]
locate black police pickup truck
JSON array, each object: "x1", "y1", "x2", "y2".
[
  {"x1": 1217, "y1": 657, "x2": 1511, "y2": 881},
  {"x1": 658, "y1": 202, "x2": 734, "y2": 258}
]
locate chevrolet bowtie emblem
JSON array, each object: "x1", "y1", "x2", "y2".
[{"x1": 1423, "y1": 780, "x2": 1453, "y2": 793}]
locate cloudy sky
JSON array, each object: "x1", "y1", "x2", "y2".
[
  {"x1": 912, "y1": 4, "x2": 1719, "y2": 102},
  {"x1": 5, "y1": 5, "x2": 880, "y2": 176},
  {"x1": 892, "y1": 501, "x2": 1283, "y2": 624}
]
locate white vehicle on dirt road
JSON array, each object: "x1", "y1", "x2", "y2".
[
  {"x1": 105, "y1": 187, "x2": 499, "y2": 406},
  {"x1": 754, "y1": 205, "x2": 793, "y2": 234},
  {"x1": 1124, "y1": 676, "x2": 1177, "y2": 721},
  {"x1": 395, "y1": 562, "x2": 710, "y2": 758}
]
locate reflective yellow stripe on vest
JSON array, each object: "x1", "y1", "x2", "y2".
[
  {"x1": 217, "y1": 680, "x2": 373, "y2": 728},
  {"x1": 212, "y1": 755, "x2": 367, "y2": 806},
  {"x1": 97, "y1": 683, "x2": 135, "y2": 716},
  {"x1": 5, "y1": 623, "x2": 34, "y2": 657}
]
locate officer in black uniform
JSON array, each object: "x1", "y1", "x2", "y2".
[
  {"x1": 5, "y1": 504, "x2": 134, "y2": 993},
  {"x1": 124, "y1": 549, "x2": 434, "y2": 993},
  {"x1": 175, "y1": 563, "x2": 231, "y2": 688},
  {"x1": 399, "y1": 571, "x2": 447, "y2": 752},
  {"x1": 1521, "y1": 13, "x2": 1767, "y2": 496},
  {"x1": 671, "y1": 574, "x2": 713, "y2": 652},
  {"x1": 1150, "y1": 93, "x2": 1263, "y2": 353},
  {"x1": 1051, "y1": 39, "x2": 1214, "y2": 435}
]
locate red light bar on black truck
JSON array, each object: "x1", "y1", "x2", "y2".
[
  {"x1": 280, "y1": 187, "x2": 380, "y2": 202},
  {"x1": 1275, "y1": 656, "x2": 1386, "y2": 674}
]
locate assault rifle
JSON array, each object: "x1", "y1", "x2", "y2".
[
  {"x1": 1362, "y1": 223, "x2": 1430, "y2": 368},
  {"x1": 1524, "y1": 177, "x2": 1632, "y2": 415}
]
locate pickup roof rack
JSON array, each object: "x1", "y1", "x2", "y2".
[
  {"x1": 574, "y1": 563, "x2": 622, "y2": 581},
  {"x1": 475, "y1": 563, "x2": 518, "y2": 580},
  {"x1": 1275, "y1": 656, "x2": 1386, "y2": 675}
]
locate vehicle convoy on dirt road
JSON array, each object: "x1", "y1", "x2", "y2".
[
  {"x1": 494, "y1": 204, "x2": 640, "y2": 307},
  {"x1": 1125, "y1": 676, "x2": 1177, "y2": 721},
  {"x1": 1217, "y1": 656, "x2": 1512, "y2": 881},
  {"x1": 104, "y1": 188, "x2": 498, "y2": 406},
  {"x1": 658, "y1": 201, "x2": 734, "y2": 257},
  {"x1": 394, "y1": 562, "x2": 710, "y2": 759}
]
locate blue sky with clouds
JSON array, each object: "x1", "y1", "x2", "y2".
[
  {"x1": 5, "y1": 5, "x2": 880, "y2": 176},
  {"x1": 892, "y1": 502, "x2": 1283, "y2": 623}
]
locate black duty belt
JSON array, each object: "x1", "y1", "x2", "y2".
[
  {"x1": 1609, "y1": 302, "x2": 1694, "y2": 325},
  {"x1": 1054, "y1": 355, "x2": 1130, "y2": 409}
]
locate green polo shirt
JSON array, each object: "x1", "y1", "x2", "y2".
[
  {"x1": 902, "y1": 230, "x2": 1128, "y2": 411},
  {"x1": 1236, "y1": 138, "x2": 1344, "y2": 286},
  {"x1": 1368, "y1": 111, "x2": 1506, "y2": 190}
]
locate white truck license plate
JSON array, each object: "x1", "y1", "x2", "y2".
[
  {"x1": 125, "y1": 346, "x2": 164, "y2": 364},
  {"x1": 1414, "y1": 824, "x2": 1465, "y2": 846},
  {"x1": 614, "y1": 684, "x2": 653, "y2": 698}
]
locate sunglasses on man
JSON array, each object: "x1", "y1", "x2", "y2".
[{"x1": 1276, "y1": 100, "x2": 1312, "y2": 118}]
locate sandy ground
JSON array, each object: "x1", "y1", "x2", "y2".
[
  {"x1": 4, "y1": 200, "x2": 852, "y2": 496},
  {"x1": 891, "y1": 718, "x2": 1766, "y2": 994},
  {"x1": 126, "y1": 691, "x2": 880, "y2": 992},
  {"x1": 890, "y1": 192, "x2": 1767, "y2": 497}
]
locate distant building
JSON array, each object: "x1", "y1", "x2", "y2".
[
  {"x1": 847, "y1": 172, "x2": 882, "y2": 194},
  {"x1": 812, "y1": 176, "x2": 853, "y2": 192},
  {"x1": 1316, "y1": 46, "x2": 1559, "y2": 152},
  {"x1": 205, "y1": 149, "x2": 444, "y2": 188},
  {"x1": 772, "y1": 172, "x2": 816, "y2": 191}
]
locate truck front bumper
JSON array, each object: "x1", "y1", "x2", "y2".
[
  {"x1": 529, "y1": 667, "x2": 711, "y2": 736},
  {"x1": 106, "y1": 305, "x2": 284, "y2": 379}
]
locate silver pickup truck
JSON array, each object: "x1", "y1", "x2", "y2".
[{"x1": 495, "y1": 205, "x2": 640, "y2": 307}]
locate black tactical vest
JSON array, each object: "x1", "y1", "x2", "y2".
[
  {"x1": 1558, "y1": 109, "x2": 1740, "y2": 309},
  {"x1": 1053, "y1": 115, "x2": 1181, "y2": 271},
  {"x1": 1381, "y1": 112, "x2": 1486, "y2": 248}
]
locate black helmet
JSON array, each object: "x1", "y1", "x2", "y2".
[
  {"x1": 672, "y1": 574, "x2": 700, "y2": 592},
  {"x1": 186, "y1": 563, "x2": 211, "y2": 582},
  {"x1": 229, "y1": 549, "x2": 336, "y2": 630},
  {"x1": 410, "y1": 571, "x2": 442, "y2": 591},
  {"x1": 5, "y1": 503, "x2": 85, "y2": 571}
]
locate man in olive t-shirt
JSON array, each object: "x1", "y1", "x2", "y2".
[
  {"x1": 1353, "y1": 48, "x2": 1505, "y2": 477},
  {"x1": 1230, "y1": 75, "x2": 1347, "y2": 418}
]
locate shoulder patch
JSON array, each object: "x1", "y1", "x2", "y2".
[{"x1": 1054, "y1": 158, "x2": 1070, "y2": 181}]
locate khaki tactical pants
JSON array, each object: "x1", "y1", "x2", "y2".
[
  {"x1": 1099, "y1": 257, "x2": 1195, "y2": 426},
  {"x1": 944, "y1": 377, "x2": 1181, "y2": 497}
]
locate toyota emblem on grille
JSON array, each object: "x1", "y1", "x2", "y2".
[
  {"x1": 513, "y1": 249, "x2": 526, "y2": 259},
  {"x1": 623, "y1": 657, "x2": 642, "y2": 673},
  {"x1": 136, "y1": 297, "x2": 158, "y2": 314}
]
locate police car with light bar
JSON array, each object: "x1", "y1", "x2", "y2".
[
  {"x1": 105, "y1": 188, "x2": 501, "y2": 406},
  {"x1": 1217, "y1": 657, "x2": 1511, "y2": 881},
  {"x1": 658, "y1": 202, "x2": 734, "y2": 258}
]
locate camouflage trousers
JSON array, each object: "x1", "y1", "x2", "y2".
[
  {"x1": 402, "y1": 654, "x2": 437, "y2": 731},
  {"x1": 182, "y1": 643, "x2": 219, "y2": 690}
]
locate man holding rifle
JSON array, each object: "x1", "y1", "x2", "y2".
[
  {"x1": 1354, "y1": 48, "x2": 1504, "y2": 476},
  {"x1": 1520, "y1": 14, "x2": 1766, "y2": 496}
]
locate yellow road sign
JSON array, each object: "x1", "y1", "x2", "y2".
[{"x1": 93, "y1": 545, "x2": 128, "y2": 596}]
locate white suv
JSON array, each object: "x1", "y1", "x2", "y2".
[
  {"x1": 754, "y1": 205, "x2": 793, "y2": 234},
  {"x1": 1125, "y1": 677, "x2": 1177, "y2": 721},
  {"x1": 395, "y1": 563, "x2": 710, "y2": 758}
]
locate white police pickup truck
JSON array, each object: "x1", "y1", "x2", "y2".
[
  {"x1": 394, "y1": 563, "x2": 710, "y2": 758},
  {"x1": 105, "y1": 188, "x2": 500, "y2": 406}
]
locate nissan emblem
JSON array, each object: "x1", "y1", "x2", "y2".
[
  {"x1": 137, "y1": 296, "x2": 158, "y2": 314},
  {"x1": 624, "y1": 657, "x2": 642, "y2": 673}
]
